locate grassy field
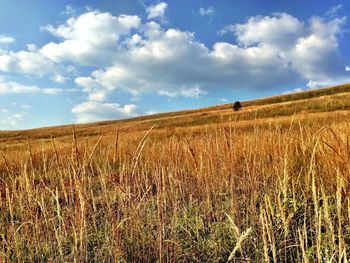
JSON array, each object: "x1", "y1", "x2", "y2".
[{"x1": 1, "y1": 83, "x2": 350, "y2": 262}]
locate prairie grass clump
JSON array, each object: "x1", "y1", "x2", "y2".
[{"x1": 1, "y1": 111, "x2": 350, "y2": 261}]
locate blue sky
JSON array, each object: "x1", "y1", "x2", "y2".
[{"x1": 0, "y1": 0, "x2": 349, "y2": 129}]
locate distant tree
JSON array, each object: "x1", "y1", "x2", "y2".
[{"x1": 233, "y1": 101, "x2": 242, "y2": 111}]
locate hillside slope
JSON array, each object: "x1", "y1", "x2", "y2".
[{"x1": 0, "y1": 83, "x2": 350, "y2": 150}]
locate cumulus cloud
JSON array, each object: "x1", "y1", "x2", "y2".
[
  {"x1": 0, "y1": 11, "x2": 140, "y2": 81},
  {"x1": 72, "y1": 101, "x2": 137, "y2": 123},
  {"x1": 221, "y1": 13, "x2": 347, "y2": 82},
  {"x1": 288, "y1": 16, "x2": 346, "y2": 81},
  {"x1": 0, "y1": 35, "x2": 15, "y2": 45},
  {"x1": 0, "y1": 49, "x2": 57, "y2": 76},
  {"x1": 75, "y1": 22, "x2": 296, "y2": 101},
  {"x1": 75, "y1": 27, "x2": 214, "y2": 100},
  {"x1": 229, "y1": 13, "x2": 304, "y2": 48},
  {"x1": 3, "y1": 10, "x2": 346, "y2": 103},
  {"x1": 41, "y1": 11, "x2": 141, "y2": 66},
  {"x1": 146, "y1": 2, "x2": 168, "y2": 21},
  {"x1": 71, "y1": 12, "x2": 348, "y2": 110}
]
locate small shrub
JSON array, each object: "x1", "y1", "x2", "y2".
[{"x1": 233, "y1": 101, "x2": 242, "y2": 111}]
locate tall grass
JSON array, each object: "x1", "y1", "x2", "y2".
[{"x1": 1, "y1": 114, "x2": 350, "y2": 262}]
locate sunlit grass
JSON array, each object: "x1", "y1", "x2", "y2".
[{"x1": 1, "y1": 84, "x2": 350, "y2": 261}]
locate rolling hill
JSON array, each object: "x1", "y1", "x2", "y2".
[
  {"x1": 2, "y1": 83, "x2": 350, "y2": 262},
  {"x1": 1, "y1": 83, "x2": 350, "y2": 145}
]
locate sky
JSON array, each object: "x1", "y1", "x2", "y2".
[{"x1": 0, "y1": 0, "x2": 349, "y2": 130}]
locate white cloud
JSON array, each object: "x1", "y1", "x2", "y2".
[
  {"x1": 283, "y1": 87, "x2": 304, "y2": 94},
  {"x1": 146, "y1": 2, "x2": 168, "y2": 21},
  {"x1": 0, "y1": 11, "x2": 140, "y2": 80},
  {"x1": 75, "y1": 76, "x2": 106, "y2": 101},
  {"x1": 288, "y1": 16, "x2": 346, "y2": 81},
  {"x1": 73, "y1": 12, "x2": 348, "y2": 108},
  {"x1": 158, "y1": 86, "x2": 206, "y2": 98},
  {"x1": 4, "y1": 10, "x2": 345, "y2": 106},
  {"x1": 72, "y1": 101, "x2": 137, "y2": 123},
  {"x1": 0, "y1": 79, "x2": 40, "y2": 94},
  {"x1": 199, "y1": 7, "x2": 215, "y2": 17},
  {"x1": 41, "y1": 11, "x2": 141, "y2": 66},
  {"x1": 229, "y1": 13, "x2": 304, "y2": 48},
  {"x1": 42, "y1": 88, "x2": 63, "y2": 94},
  {"x1": 0, "y1": 77, "x2": 62, "y2": 94},
  {"x1": 346, "y1": 66, "x2": 350, "y2": 72},
  {"x1": 75, "y1": 24, "x2": 296, "y2": 100},
  {"x1": 26, "y1": 44, "x2": 37, "y2": 52},
  {"x1": 0, "y1": 110, "x2": 24, "y2": 128},
  {"x1": 62, "y1": 5, "x2": 76, "y2": 15},
  {"x1": 51, "y1": 74, "x2": 69, "y2": 83},
  {"x1": 306, "y1": 78, "x2": 350, "y2": 89},
  {"x1": 222, "y1": 13, "x2": 347, "y2": 82},
  {"x1": 74, "y1": 27, "x2": 215, "y2": 99},
  {"x1": 0, "y1": 47, "x2": 69, "y2": 82},
  {"x1": 0, "y1": 35, "x2": 15, "y2": 45},
  {"x1": 326, "y1": 4, "x2": 342, "y2": 17},
  {"x1": 0, "y1": 49, "x2": 56, "y2": 76},
  {"x1": 145, "y1": 110, "x2": 159, "y2": 115}
]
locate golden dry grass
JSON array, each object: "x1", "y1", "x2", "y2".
[{"x1": 1, "y1": 84, "x2": 350, "y2": 262}]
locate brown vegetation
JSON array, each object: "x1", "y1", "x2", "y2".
[{"x1": 1, "y1": 84, "x2": 350, "y2": 261}]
